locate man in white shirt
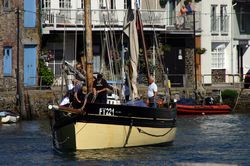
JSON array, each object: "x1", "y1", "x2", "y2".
[{"x1": 147, "y1": 76, "x2": 158, "y2": 108}]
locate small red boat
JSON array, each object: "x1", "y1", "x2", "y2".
[{"x1": 176, "y1": 104, "x2": 231, "y2": 115}]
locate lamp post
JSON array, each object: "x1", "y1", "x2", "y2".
[
  {"x1": 193, "y1": 11, "x2": 197, "y2": 100},
  {"x1": 16, "y1": 5, "x2": 20, "y2": 108}
]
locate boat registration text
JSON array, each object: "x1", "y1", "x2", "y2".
[{"x1": 99, "y1": 108, "x2": 115, "y2": 116}]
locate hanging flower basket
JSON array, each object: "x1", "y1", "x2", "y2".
[{"x1": 196, "y1": 48, "x2": 207, "y2": 55}]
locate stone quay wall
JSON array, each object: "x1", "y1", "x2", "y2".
[{"x1": 0, "y1": 87, "x2": 250, "y2": 120}]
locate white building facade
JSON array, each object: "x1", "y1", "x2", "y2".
[
  {"x1": 42, "y1": 0, "x2": 178, "y2": 76},
  {"x1": 200, "y1": 0, "x2": 250, "y2": 85},
  {"x1": 43, "y1": 0, "x2": 216, "y2": 88}
]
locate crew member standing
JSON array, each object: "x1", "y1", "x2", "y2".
[
  {"x1": 93, "y1": 73, "x2": 113, "y2": 104},
  {"x1": 147, "y1": 76, "x2": 158, "y2": 108}
]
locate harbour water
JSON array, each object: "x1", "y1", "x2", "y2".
[{"x1": 0, "y1": 113, "x2": 250, "y2": 166}]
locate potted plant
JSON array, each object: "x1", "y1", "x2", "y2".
[
  {"x1": 196, "y1": 48, "x2": 207, "y2": 55},
  {"x1": 160, "y1": 44, "x2": 171, "y2": 53}
]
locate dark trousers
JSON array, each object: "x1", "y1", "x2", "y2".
[
  {"x1": 148, "y1": 97, "x2": 157, "y2": 108},
  {"x1": 95, "y1": 94, "x2": 107, "y2": 104}
]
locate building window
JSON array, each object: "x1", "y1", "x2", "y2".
[
  {"x1": 59, "y1": 0, "x2": 71, "y2": 21},
  {"x1": 126, "y1": 0, "x2": 131, "y2": 9},
  {"x1": 42, "y1": 0, "x2": 51, "y2": 8},
  {"x1": 59, "y1": 0, "x2": 71, "y2": 8},
  {"x1": 111, "y1": 0, "x2": 116, "y2": 9},
  {"x1": 124, "y1": 0, "x2": 128, "y2": 9},
  {"x1": 3, "y1": 47, "x2": 12, "y2": 76},
  {"x1": 99, "y1": 0, "x2": 105, "y2": 9},
  {"x1": 24, "y1": 0, "x2": 36, "y2": 27},
  {"x1": 136, "y1": 0, "x2": 140, "y2": 9},
  {"x1": 220, "y1": 5, "x2": 228, "y2": 33},
  {"x1": 99, "y1": 0, "x2": 116, "y2": 9},
  {"x1": 211, "y1": 43, "x2": 225, "y2": 69},
  {"x1": 211, "y1": 5, "x2": 218, "y2": 33},
  {"x1": 240, "y1": 7, "x2": 246, "y2": 32},
  {"x1": 81, "y1": 0, "x2": 84, "y2": 9},
  {"x1": 3, "y1": 0, "x2": 10, "y2": 10}
]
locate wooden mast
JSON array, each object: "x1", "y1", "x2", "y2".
[{"x1": 84, "y1": 0, "x2": 94, "y2": 93}]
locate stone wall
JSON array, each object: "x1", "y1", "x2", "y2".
[
  {"x1": 0, "y1": 90, "x2": 60, "y2": 119},
  {"x1": 184, "y1": 48, "x2": 195, "y2": 88},
  {"x1": 0, "y1": 0, "x2": 41, "y2": 90},
  {"x1": 212, "y1": 69, "x2": 226, "y2": 83},
  {"x1": 0, "y1": 77, "x2": 17, "y2": 91},
  {"x1": 0, "y1": 2, "x2": 18, "y2": 83},
  {"x1": 1, "y1": 88, "x2": 250, "y2": 119}
]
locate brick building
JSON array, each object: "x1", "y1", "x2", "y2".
[{"x1": 0, "y1": 0, "x2": 41, "y2": 91}]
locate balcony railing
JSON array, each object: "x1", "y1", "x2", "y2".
[
  {"x1": 42, "y1": 9, "x2": 167, "y2": 27},
  {"x1": 42, "y1": 8, "x2": 201, "y2": 32}
]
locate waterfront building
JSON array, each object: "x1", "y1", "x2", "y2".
[
  {"x1": 41, "y1": 0, "x2": 202, "y2": 88},
  {"x1": 200, "y1": 0, "x2": 250, "y2": 86},
  {"x1": 1, "y1": 1, "x2": 249, "y2": 90},
  {"x1": 0, "y1": 0, "x2": 41, "y2": 89},
  {"x1": 232, "y1": 0, "x2": 250, "y2": 82}
]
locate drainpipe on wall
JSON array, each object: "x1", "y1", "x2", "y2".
[
  {"x1": 16, "y1": 2, "x2": 26, "y2": 119},
  {"x1": 231, "y1": 2, "x2": 237, "y2": 81}
]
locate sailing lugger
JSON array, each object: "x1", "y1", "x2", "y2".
[{"x1": 49, "y1": 0, "x2": 176, "y2": 151}]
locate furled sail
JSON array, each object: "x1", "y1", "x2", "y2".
[{"x1": 123, "y1": 9, "x2": 139, "y2": 100}]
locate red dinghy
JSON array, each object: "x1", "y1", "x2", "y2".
[{"x1": 176, "y1": 104, "x2": 231, "y2": 115}]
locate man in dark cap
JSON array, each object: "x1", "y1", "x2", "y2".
[{"x1": 93, "y1": 73, "x2": 113, "y2": 103}]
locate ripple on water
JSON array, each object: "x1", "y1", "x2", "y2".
[{"x1": 0, "y1": 114, "x2": 250, "y2": 165}]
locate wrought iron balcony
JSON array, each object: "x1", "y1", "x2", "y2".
[{"x1": 41, "y1": 8, "x2": 201, "y2": 33}]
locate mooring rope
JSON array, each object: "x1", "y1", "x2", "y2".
[
  {"x1": 232, "y1": 88, "x2": 243, "y2": 112},
  {"x1": 56, "y1": 136, "x2": 70, "y2": 145},
  {"x1": 137, "y1": 127, "x2": 174, "y2": 137}
]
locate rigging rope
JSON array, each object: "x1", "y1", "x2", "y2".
[
  {"x1": 232, "y1": 88, "x2": 243, "y2": 112},
  {"x1": 145, "y1": 0, "x2": 166, "y2": 75}
]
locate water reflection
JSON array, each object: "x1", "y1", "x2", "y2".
[
  {"x1": 57, "y1": 113, "x2": 250, "y2": 165},
  {"x1": 73, "y1": 146, "x2": 159, "y2": 160}
]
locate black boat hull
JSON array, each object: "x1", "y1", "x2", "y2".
[{"x1": 52, "y1": 103, "x2": 176, "y2": 150}]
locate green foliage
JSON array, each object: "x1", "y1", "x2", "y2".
[
  {"x1": 196, "y1": 48, "x2": 207, "y2": 55},
  {"x1": 221, "y1": 89, "x2": 238, "y2": 107},
  {"x1": 161, "y1": 44, "x2": 171, "y2": 53},
  {"x1": 39, "y1": 59, "x2": 53, "y2": 86}
]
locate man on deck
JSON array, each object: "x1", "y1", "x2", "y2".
[
  {"x1": 147, "y1": 76, "x2": 158, "y2": 108},
  {"x1": 93, "y1": 73, "x2": 113, "y2": 104}
]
